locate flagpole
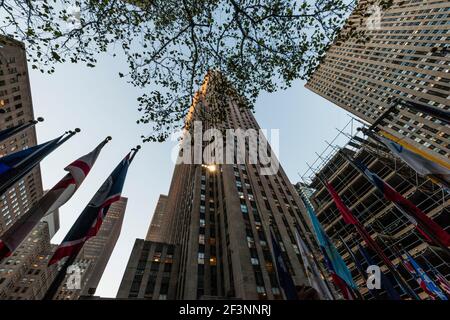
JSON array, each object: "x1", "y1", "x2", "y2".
[
  {"x1": 0, "y1": 136, "x2": 112, "y2": 260},
  {"x1": 293, "y1": 221, "x2": 336, "y2": 300},
  {"x1": 357, "y1": 127, "x2": 449, "y2": 191},
  {"x1": 337, "y1": 233, "x2": 378, "y2": 300},
  {"x1": 0, "y1": 117, "x2": 44, "y2": 144},
  {"x1": 376, "y1": 234, "x2": 422, "y2": 300},
  {"x1": 317, "y1": 173, "x2": 419, "y2": 300},
  {"x1": 43, "y1": 146, "x2": 139, "y2": 300},
  {"x1": 338, "y1": 150, "x2": 450, "y2": 257},
  {"x1": 0, "y1": 129, "x2": 80, "y2": 197}
]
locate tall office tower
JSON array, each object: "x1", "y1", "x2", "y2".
[
  {"x1": 125, "y1": 72, "x2": 317, "y2": 300},
  {"x1": 0, "y1": 210, "x2": 60, "y2": 299},
  {"x1": 146, "y1": 195, "x2": 169, "y2": 242},
  {"x1": 305, "y1": 0, "x2": 450, "y2": 164},
  {"x1": 298, "y1": 129, "x2": 449, "y2": 299},
  {"x1": 54, "y1": 197, "x2": 127, "y2": 300},
  {"x1": 0, "y1": 35, "x2": 43, "y2": 234}
]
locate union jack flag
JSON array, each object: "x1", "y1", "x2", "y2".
[
  {"x1": 0, "y1": 138, "x2": 109, "y2": 260},
  {"x1": 49, "y1": 152, "x2": 132, "y2": 266}
]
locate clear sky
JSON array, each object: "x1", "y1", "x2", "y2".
[{"x1": 29, "y1": 51, "x2": 353, "y2": 297}]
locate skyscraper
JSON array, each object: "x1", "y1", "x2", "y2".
[
  {"x1": 54, "y1": 197, "x2": 128, "y2": 300},
  {"x1": 0, "y1": 210, "x2": 60, "y2": 300},
  {"x1": 305, "y1": 0, "x2": 450, "y2": 163},
  {"x1": 0, "y1": 35, "x2": 44, "y2": 234},
  {"x1": 119, "y1": 72, "x2": 320, "y2": 300},
  {"x1": 146, "y1": 195, "x2": 168, "y2": 242}
]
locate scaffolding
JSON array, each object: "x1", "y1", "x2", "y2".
[{"x1": 299, "y1": 117, "x2": 449, "y2": 300}]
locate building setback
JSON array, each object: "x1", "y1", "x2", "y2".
[
  {"x1": 53, "y1": 197, "x2": 127, "y2": 300},
  {"x1": 298, "y1": 131, "x2": 449, "y2": 299},
  {"x1": 119, "y1": 72, "x2": 320, "y2": 300},
  {"x1": 305, "y1": 0, "x2": 450, "y2": 164},
  {"x1": 0, "y1": 35, "x2": 43, "y2": 234},
  {"x1": 146, "y1": 195, "x2": 169, "y2": 243},
  {"x1": 116, "y1": 240, "x2": 179, "y2": 300}
]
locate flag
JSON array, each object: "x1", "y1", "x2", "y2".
[
  {"x1": 436, "y1": 274, "x2": 450, "y2": 297},
  {"x1": 401, "y1": 257, "x2": 434, "y2": 298},
  {"x1": 270, "y1": 229, "x2": 297, "y2": 300},
  {"x1": 403, "y1": 252, "x2": 447, "y2": 300},
  {"x1": 339, "y1": 236, "x2": 379, "y2": 300},
  {"x1": 325, "y1": 181, "x2": 395, "y2": 270},
  {"x1": 379, "y1": 136, "x2": 449, "y2": 189},
  {"x1": 294, "y1": 230, "x2": 333, "y2": 300},
  {"x1": 48, "y1": 151, "x2": 133, "y2": 266},
  {"x1": 424, "y1": 260, "x2": 450, "y2": 297},
  {"x1": 357, "y1": 245, "x2": 401, "y2": 300},
  {"x1": 353, "y1": 160, "x2": 450, "y2": 248},
  {"x1": 0, "y1": 131, "x2": 76, "y2": 197},
  {"x1": 0, "y1": 118, "x2": 42, "y2": 144},
  {"x1": 301, "y1": 195, "x2": 358, "y2": 299},
  {"x1": 0, "y1": 138, "x2": 109, "y2": 259},
  {"x1": 324, "y1": 181, "x2": 357, "y2": 225}
]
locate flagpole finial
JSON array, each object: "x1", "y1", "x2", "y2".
[
  {"x1": 75, "y1": 128, "x2": 81, "y2": 133},
  {"x1": 106, "y1": 136, "x2": 112, "y2": 142},
  {"x1": 37, "y1": 117, "x2": 44, "y2": 122}
]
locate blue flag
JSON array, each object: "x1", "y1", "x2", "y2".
[
  {"x1": 0, "y1": 134, "x2": 72, "y2": 196},
  {"x1": 304, "y1": 198, "x2": 357, "y2": 290},
  {"x1": 270, "y1": 230, "x2": 297, "y2": 300}
]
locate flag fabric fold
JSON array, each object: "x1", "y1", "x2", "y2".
[
  {"x1": 0, "y1": 132, "x2": 75, "y2": 197},
  {"x1": 0, "y1": 119, "x2": 41, "y2": 144},
  {"x1": 48, "y1": 152, "x2": 132, "y2": 266},
  {"x1": 294, "y1": 230, "x2": 333, "y2": 300},
  {"x1": 379, "y1": 136, "x2": 449, "y2": 189},
  {"x1": 270, "y1": 229, "x2": 298, "y2": 300},
  {"x1": 0, "y1": 138, "x2": 109, "y2": 259},
  {"x1": 325, "y1": 181, "x2": 395, "y2": 269},
  {"x1": 402, "y1": 252, "x2": 447, "y2": 300},
  {"x1": 300, "y1": 194, "x2": 358, "y2": 299},
  {"x1": 357, "y1": 245, "x2": 401, "y2": 300},
  {"x1": 353, "y1": 160, "x2": 450, "y2": 249}
]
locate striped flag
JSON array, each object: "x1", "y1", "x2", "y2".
[
  {"x1": 436, "y1": 274, "x2": 450, "y2": 296},
  {"x1": 48, "y1": 151, "x2": 133, "y2": 266},
  {"x1": 0, "y1": 138, "x2": 109, "y2": 259},
  {"x1": 403, "y1": 252, "x2": 447, "y2": 300},
  {"x1": 354, "y1": 160, "x2": 450, "y2": 249},
  {"x1": 424, "y1": 260, "x2": 450, "y2": 297}
]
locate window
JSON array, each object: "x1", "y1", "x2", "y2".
[{"x1": 198, "y1": 253, "x2": 205, "y2": 264}]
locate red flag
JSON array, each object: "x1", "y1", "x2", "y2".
[
  {"x1": 325, "y1": 182, "x2": 358, "y2": 225},
  {"x1": 325, "y1": 181, "x2": 395, "y2": 270},
  {"x1": 355, "y1": 161, "x2": 450, "y2": 248}
]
